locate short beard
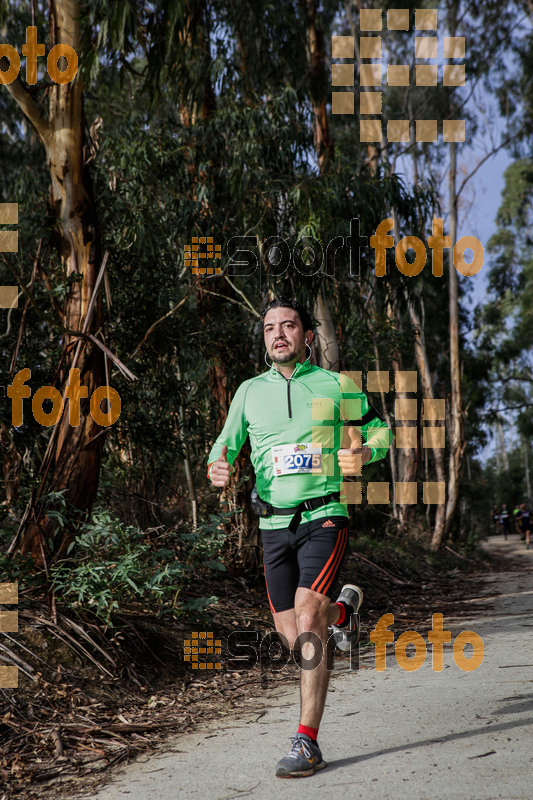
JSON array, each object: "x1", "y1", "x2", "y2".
[{"x1": 270, "y1": 347, "x2": 299, "y2": 365}]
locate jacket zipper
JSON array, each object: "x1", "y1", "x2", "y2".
[{"x1": 276, "y1": 363, "x2": 301, "y2": 420}]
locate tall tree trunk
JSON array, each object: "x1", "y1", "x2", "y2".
[
  {"x1": 496, "y1": 418, "x2": 509, "y2": 471},
  {"x1": 301, "y1": 0, "x2": 334, "y2": 171},
  {"x1": 405, "y1": 295, "x2": 446, "y2": 549},
  {"x1": 7, "y1": 0, "x2": 105, "y2": 564},
  {"x1": 443, "y1": 140, "x2": 466, "y2": 543},
  {"x1": 372, "y1": 342, "x2": 398, "y2": 518},
  {"x1": 314, "y1": 290, "x2": 340, "y2": 370}
]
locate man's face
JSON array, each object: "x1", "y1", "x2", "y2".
[{"x1": 263, "y1": 307, "x2": 311, "y2": 365}]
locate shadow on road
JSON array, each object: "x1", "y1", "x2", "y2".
[{"x1": 326, "y1": 716, "x2": 533, "y2": 772}]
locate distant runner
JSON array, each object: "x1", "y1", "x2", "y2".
[
  {"x1": 516, "y1": 504, "x2": 531, "y2": 550},
  {"x1": 491, "y1": 506, "x2": 500, "y2": 536},
  {"x1": 500, "y1": 504, "x2": 510, "y2": 540},
  {"x1": 207, "y1": 297, "x2": 391, "y2": 778}
]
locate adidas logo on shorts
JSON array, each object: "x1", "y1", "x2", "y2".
[{"x1": 322, "y1": 519, "x2": 335, "y2": 527}]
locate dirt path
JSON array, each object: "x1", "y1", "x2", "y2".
[{"x1": 76, "y1": 536, "x2": 533, "y2": 800}]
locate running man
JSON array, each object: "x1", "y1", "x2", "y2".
[
  {"x1": 516, "y1": 503, "x2": 531, "y2": 550},
  {"x1": 207, "y1": 297, "x2": 391, "y2": 778},
  {"x1": 500, "y1": 504, "x2": 510, "y2": 540}
]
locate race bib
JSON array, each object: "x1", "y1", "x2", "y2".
[{"x1": 271, "y1": 443, "x2": 322, "y2": 476}]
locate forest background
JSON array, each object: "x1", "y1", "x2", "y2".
[{"x1": 0, "y1": 0, "x2": 532, "y2": 670}]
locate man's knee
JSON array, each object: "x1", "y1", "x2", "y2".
[{"x1": 295, "y1": 598, "x2": 330, "y2": 634}]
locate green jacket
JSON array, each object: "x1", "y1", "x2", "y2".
[{"x1": 207, "y1": 360, "x2": 392, "y2": 529}]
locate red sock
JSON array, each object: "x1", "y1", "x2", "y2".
[
  {"x1": 335, "y1": 601, "x2": 346, "y2": 626},
  {"x1": 298, "y1": 724, "x2": 319, "y2": 742}
]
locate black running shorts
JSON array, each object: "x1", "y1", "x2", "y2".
[{"x1": 261, "y1": 516, "x2": 349, "y2": 614}]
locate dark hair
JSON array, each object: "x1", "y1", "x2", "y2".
[{"x1": 261, "y1": 297, "x2": 313, "y2": 333}]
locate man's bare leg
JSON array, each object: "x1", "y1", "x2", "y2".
[
  {"x1": 272, "y1": 608, "x2": 298, "y2": 653},
  {"x1": 294, "y1": 587, "x2": 341, "y2": 728},
  {"x1": 274, "y1": 586, "x2": 362, "y2": 777}
]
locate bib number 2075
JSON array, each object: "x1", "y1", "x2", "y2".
[{"x1": 284, "y1": 453, "x2": 320, "y2": 470}]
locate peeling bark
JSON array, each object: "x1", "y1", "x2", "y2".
[{"x1": 7, "y1": 0, "x2": 105, "y2": 563}]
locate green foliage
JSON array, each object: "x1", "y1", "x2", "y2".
[{"x1": 49, "y1": 510, "x2": 228, "y2": 628}]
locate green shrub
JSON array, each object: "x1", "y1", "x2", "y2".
[{"x1": 49, "y1": 508, "x2": 230, "y2": 628}]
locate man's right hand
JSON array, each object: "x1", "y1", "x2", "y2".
[{"x1": 210, "y1": 445, "x2": 234, "y2": 487}]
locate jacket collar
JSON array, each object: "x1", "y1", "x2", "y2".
[{"x1": 269, "y1": 358, "x2": 313, "y2": 380}]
